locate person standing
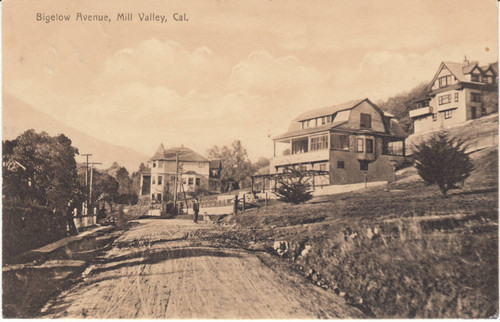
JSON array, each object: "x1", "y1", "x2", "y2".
[
  {"x1": 66, "y1": 200, "x2": 79, "y2": 236},
  {"x1": 193, "y1": 199, "x2": 199, "y2": 223}
]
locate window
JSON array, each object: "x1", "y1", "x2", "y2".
[
  {"x1": 383, "y1": 140, "x2": 404, "y2": 156},
  {"x1": 152, "y1": 176, "x2": 156, "y2": 185},
  {"x1": 183, "y1": 179, "x2": 187, "y2": 184},
  {"x1": 171, "y1": 176, "x2": 176, "y2": 181},
  {"x1": 319, "y1": 163, "x2": 327, "y2": 171},
  {"x1": 321, "y1": 116, "x2": 326, "y2": 125},
  {"x1": 301, "y1": 122, "x2": 305, "y2": 129},
  {"x1": 486, "y1": 75, "x2": 494, "y2": 84},
  {"x1": 195, "y1": 178, "x2": 200, "y2": 186},
  {"x1": 188, "y1": 178, "x2": 194, "y2": 185},
  {"x1": 311, "y1": 134, "x2": 328, "y2": 151},
  {"x1": 471, "y1": 92, "x2": 482, "y2": 103},
  {"x1": 158, "y1": 176, "x2": 162, "y2": 185},
  {"x1": 359, "y1": 160, "x2": 369, "y2": 171},
  {"x1": 454, "y1": 93, "x2": 459, "y2": 102},
  {"x1": 157, "y1": 194, "x2": 162, "y2": 202},
  {"x1": 482, "y1": 107, "x2": 487, "y2": 116},
  {"x1": 432, "y1": 113, "x2": 437, "y2": 122},
  {"x1": 365, "y1": 139, "x2": 374, "y2": 153},
  {"x1": 292, "y1": 137, "x2": 308, "y2": 154},
  {"x1": 357, "y1": 138, "x2": 364, "y2": 152},
  {"x1": 471, "y1": 73, "x2": 480, "y2": 82},
  {"x1": 360, "y1": 113, "x2": 372, "y2": 129},
  {"x1": 438, "y1": 75, "x2": 452, "y2": 88},
  {"x1": 444, "y1": 110, "x2": 453, "y2": 119},
  {"x1": 153, "y1": 161, "x2": 157, "y2": 168},
  {"x1": 438, "y1": 94, "x2": 451, "y2": 105},
  {"x1": 151, "y1": 194, "x2": 155, "y2": 200},
  {"x1": 337, "y1": 161, "x2": 344, "y2": 169},
  {"x1": 331, "y1": 134, "x2": 349, "y2": 151}
]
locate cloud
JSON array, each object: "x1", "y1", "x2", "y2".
[{"x1": 97, "y1": 39, "x2": 231, "y2": 95}]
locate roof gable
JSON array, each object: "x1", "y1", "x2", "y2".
[{"x1": 150, "y1": 144, "x2": 209, "y2": 162}]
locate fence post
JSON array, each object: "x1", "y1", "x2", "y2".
[
  {"x1": 242, "y1": 194, "x2": 246, "y2": 212},
  {"x1": 265, "y1": 192, "x2": 268, "y2": 207}
]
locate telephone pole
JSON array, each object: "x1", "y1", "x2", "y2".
[
  {"x1": 173, "y1": 150, "x2": 179, "y2": 212},
  {"x1": 81, "y1": 154, "x2": 92, "y2": 187},
  {"x1": 89, "y1": 162, "x2": 102, "y2": 209}
]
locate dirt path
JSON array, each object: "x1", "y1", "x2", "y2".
[{"x1": 41, "y1": 219, "x2": 363, "y2": 319}]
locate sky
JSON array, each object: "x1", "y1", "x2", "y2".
[{"x1": 3, "y1": 0, "x2": 498, "y2": 161}]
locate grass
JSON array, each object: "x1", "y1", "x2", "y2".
[{"x1": 204, "y1": 146, "x2": 498, "y2": 318}]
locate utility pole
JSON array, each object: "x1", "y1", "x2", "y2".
[
  {"x1": 89, "y1": 162, "x2": 102, "y2": 211},
  {"x1": 81, "y1": 154, "x2": 92, "y2": 187},
  {"x1": 173, "y1": 150, "x2": 179, "y2": 213}
]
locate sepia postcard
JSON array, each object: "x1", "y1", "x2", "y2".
[{"x1": 2, "y1": 0, "x2": 499, "y2": 319}]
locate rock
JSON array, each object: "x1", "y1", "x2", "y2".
[
  {"x1": 321, "y1": 284, "x2": 329, "y2": 290},
  {"x1": 373, "y1": 227, "x2": 380, "y2": 235},
  {"x1": 366, "y1": 228, "x2": 374, "y2": 240},
  {"x1": 301, "y1": 245, "x2": 312, "y2": 257},
  {"x1": 357, "y1": 297, "x2": 364, "y2": 305},
  {"x1": 339, "y1": 291, "x2": 346, "y2": 298}
]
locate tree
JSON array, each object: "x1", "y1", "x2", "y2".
[
  {"x1": 2, "y1": 130, "x2": 79, "y2": 210},
  {"x1": 413, "y1": 131, "x2": 474, "y2": 195},
  {"x1": 275, "y1": 166, "x2": 313, "y2": 204},
  {"x1": 206, "y1": 140, "x2": 254, "y2": 192},
  {"x1": 131, "y1": 163, "x2": 147, "y2": 196}
]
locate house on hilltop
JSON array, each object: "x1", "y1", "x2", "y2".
[
  {"x1": 409, "y1": 58, "x2": 498, "y2": 134},
  {"x1": 270, "y1": 98, "x2": 407, "y2": 185},
  {"x1": 139, "y1": 144, "x2": 220, "y2": 202}
]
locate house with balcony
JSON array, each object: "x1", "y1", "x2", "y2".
[
  {"x1": 409, "y1": 58, "x2": 498, "y2": 134},
  {"x1": 270, "y1": 98, "x2": 407, "y2": 185},
  {"x1": 139, "y1": 144, "x2": 214, "y2": 202}
]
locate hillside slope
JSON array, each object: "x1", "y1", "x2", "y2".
[
  {"x1": 2, "y1": 93, "x2": 148, "y2": 171},
  {"x1": 405, "y1": 113, "x2": 498, "y2": 155}
]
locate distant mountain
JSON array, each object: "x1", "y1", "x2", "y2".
[{"x1": 2, "y1": 93, "x2": 148, "y2": 172}]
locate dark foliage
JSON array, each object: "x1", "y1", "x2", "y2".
[
  {"x1": 413, "y1": 131, "x2": 474, "y2": 195},
  {"x1": 3, "y1": 202, "x2": 67, "y2": 260},
  {"x1": 377, "y1": 82, "x2": 428, "y2": 134},
  {"x1": 275, "y1": 167, "x2": 313, "y2": 204},
  {"x1": 2, "y1": 130, "x2": 79, "y2": 210}
]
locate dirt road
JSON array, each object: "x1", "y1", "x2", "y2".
[{"x1": 41, "y1": 219, "x2": 363, "y2": 319}]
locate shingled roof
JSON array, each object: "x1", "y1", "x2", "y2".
[
  {"x1": 274, "y1": 98, "x2": 405, "y2": 140},
  {"x1": 430, "y1": 61, "x2": 498, "y2": 88},
  {"x1": 292, "y1": 99, "x2": 365, "y2": 123},
  {"x1": 150, "y1": 144, "x2": 209, "y2": 162}
]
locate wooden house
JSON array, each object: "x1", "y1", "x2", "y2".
[
  {"x1": 270, "y1": 98, "x2": 407, "y2": 185},
  {"x1": 409, "y1": 58, "x2": 498, "y2": 134}
]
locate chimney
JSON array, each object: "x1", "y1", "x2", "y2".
[{"x1": 463, "y1": 55, "x2": 469, "y2": 66}]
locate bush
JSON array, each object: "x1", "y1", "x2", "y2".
[
  {"x1": 413, "y1": 131, "x2": 474, "y2": 195},
  {"x1": 275, "y1": 167, "x2": 313, "y2": 204},
  {"x1": 3, "y1": 202, "x2": 67, "y2": 260},
  {"x1": 114, "y1": 193, "x2": 138, "y2": 205}
]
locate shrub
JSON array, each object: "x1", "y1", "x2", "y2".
[
  {"x1": 413, "y1": 131, "x2": 474, "y2": 195},
  {"x1": 275, "y1": 166, "x2": 313, "y2": 204}
]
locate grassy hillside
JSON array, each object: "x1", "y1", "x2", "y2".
[{"x1": 197, "y1": 146, "x2": 498, "y2": 318}]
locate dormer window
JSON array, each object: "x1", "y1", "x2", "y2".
[
  {"x1": 471, "y1": 73, "x2": 480, "y2": 82},
  {"x1": 153, "y1": 161, "x2": 157, "y2": 168}
]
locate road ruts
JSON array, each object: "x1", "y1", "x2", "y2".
[{"x1": 41, "y1": 219, "x2": 364, "y2": 319}]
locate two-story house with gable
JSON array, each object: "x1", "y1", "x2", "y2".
[
  {"x1": 409, "y1": 58, "x2": 498, "y2": 134},
  {"x1": 270, "y1": 98, "x2": 407, "y2": 185},
  {"x1": 139, "y1": 144, "x2": 215, "y2": 202}
]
